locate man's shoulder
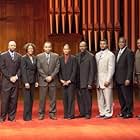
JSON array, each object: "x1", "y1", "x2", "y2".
[
  {"x1": 52, "y1": 52, "x2": 59, "y2": 56},
  {"x1": 37, "y1": 52, "x2": 44, "y2": 58},
  {"x1": 107, "y1": 50, "x2": 115, "y2": 57},
  {"x1": 1, "y1": 51, "x2": 8, "y2": 56},
  {"x1": 16, "y1": 52, "x2": 22, "y2": 57}
]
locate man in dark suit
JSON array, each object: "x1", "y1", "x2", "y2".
[
  {"x1": 37, "y1": 41, "x2": 60, "y2": 120},
  {"x1": 76, "y1": 41, "x2": 97, "y2": 119},
  {"x1": 115, "y1": 37, "x2": 134, "y2": 119},
  {"x1": 0, "y1": 41, "x2": 21, "y2": 122},
  {"x1": 59, "y1": 44, "x2": 77, "y2": 119},
  {"x1": 21, "y1": 43, "x2": 38, "y2": 121}
]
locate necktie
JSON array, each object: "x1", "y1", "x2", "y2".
[
  {"x1": 46, "y1": 54, "x2": 50, "y2": 64},
  {"x1": 11, "y1": 53, "x2": 14, "y2": 60},
  {"x1": 117, "y1": 50, "x2": 122, "y2": 62},
  {"x1": 29, "y1": 57, "x2": 33, "y2": 64}
]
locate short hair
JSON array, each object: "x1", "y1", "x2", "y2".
[
  {"x1": 79, "y1": 41, "x2": 87, "y2": 47},
  {"x1": 8, "y1": 41, "x2": 16, "y2": 46},
  {"x1": 100, "y1": 39, "x2": 108, "y2": 44},
  {"x1": 24, "y1": 43, "x2": 36, "y2": 52},
  {"x1": 44, "y1": 41, "x2": 52, "y2": 47},
  {"x1": 119, "y1": 37, "x2": 126, "y2": 43},
  {"x1": 63, "y1": 44, "x2": 70, "y2": 49}
]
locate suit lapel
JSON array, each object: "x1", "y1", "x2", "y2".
[
  {"x1": 48, "y1": 52, "x2": 53, "y2": 67},
  {"x1": 117, "y1": 48, "x2": 127, "y2": 63},
  {"x1": 42, "y1": 52, "x2": 49, "y2": 66}
]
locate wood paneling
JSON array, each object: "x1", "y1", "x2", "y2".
[{"x1": 0, "y1": 0, "x2": 140, "y2": 54}]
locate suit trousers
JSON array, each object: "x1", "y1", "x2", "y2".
[
  {"x1": 1, "y1": 85, "x2": 18, "y2": 121},
  {"x1": 39, "y1": 86, "x2": 56, "y2": 117},
  {"x1": 62, "y1": 84, "x2": 75, "y2": 118},
  {"x1": 96, "y1": 88, "x2": 113, "y2": 117},
  {"x1": 23, "y1": 84, "x2": 35, "y2": 121},
  {"x1": 77, "y1": 88, "x2": 92, "y2": 116},
  {"x1": 116, "y1": 83, "x2": 133, "y2": 115}
]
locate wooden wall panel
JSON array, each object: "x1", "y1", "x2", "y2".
[{"x1": 0, "y1": 0, "x2": 140, "y2": 54}]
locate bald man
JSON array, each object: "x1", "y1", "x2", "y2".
[
  {"x1": 115, "y1": 37, "x2": 134, "y2": 119},
  {"x1": 0, "y1": 41, "x2": 21, "y2": 122},
  {"x1": 76, "y1": 41, "x2": 97, "y2": 119},
  {"x1": 37, "y1": 41, "x2": 60, "y2": 120}
]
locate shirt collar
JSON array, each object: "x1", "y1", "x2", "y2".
[{"x1": 119, "y1": 46, "x2": 127, "y2": 53}]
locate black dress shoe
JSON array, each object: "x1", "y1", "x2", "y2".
[
  {"x1": 50, "y1": 116, "x2": 57, "y2": 120},
  {"x1": 67, "y1": 116, "x2": 75, "y2": 120},
  {"x1": 24, "y1": 119, "x2": 32, "y2": 121},
  {"x1": 0, "y1": 118, "x2": 5, "y2": 123},
  {"x1": 103, "y1": 116, "x2": 112, "y2": 119},
  {"x1": 116, "y1": 113, "x2": 124, "y2": 118},
  {"x1": 38, "y1": 116, "x2": 44, "y2": 120},
  {"x1": 8, "y1": 119, "x2": 16, "y2": 122},
  {"x1": 123, "y1": 114, "x2": 133, "y2": 119},
  {"x1": 76, "y1": 114, "x2": 85, "y2": 118},
  {"x1": 85, "y1": 115, "x2": 91, "y2": 119}
]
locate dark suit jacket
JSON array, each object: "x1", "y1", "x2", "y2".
[
  {"x1": 0, "y1": 51, "x2": 21, "y2": 88},
  {"x1": 21, "y1": 54, "x2": 37, "y2": 84},
  {"x1": 59, "y1": 55, "x2": 77, "y2": 84},
  {"x1": 76, "y1": 51, "x2": 97, "y2": 89},
  {"x1": 37, "y1": 52, "x2": 60, "y2": 87},
  {"x1": 115, "y1": 47, "x2": 134, "y2": 84}
]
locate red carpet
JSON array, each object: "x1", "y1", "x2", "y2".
[{"x1": 0, "y1": 100, "x2": 140, "y2": 140}]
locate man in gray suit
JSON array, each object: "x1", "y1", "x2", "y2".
[
  {"x1": 134, "y1": 38, "x2": 140, "y2": 119},
  {"x1": 76, "y1": 41, "x2": 96, "y2": 119},
  {"x1": 37, "y1": 41, "x2": 60, "y2": 120}
]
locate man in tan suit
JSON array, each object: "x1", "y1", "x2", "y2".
[
  {"x1": 37, "y1": 41, "x2": 60, "y2": 120},
  {"x1": 95, "y1": 39, "x2": 115, "y2": 119}
]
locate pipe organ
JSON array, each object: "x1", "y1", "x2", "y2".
[
  {"x1": 0, "y1": 0, "x2": 140, "y2": 53},
  {"x1": 48, "y1": 0, "x2": 140, "y2": 52}
]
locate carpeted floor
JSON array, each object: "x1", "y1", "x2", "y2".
[{"x1": 0, "y1": 100, "x2": 140, "y2": 140}]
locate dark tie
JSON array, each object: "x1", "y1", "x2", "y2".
[{"x1": 11, "y1": 53, "x2": 14, "y2": 60}]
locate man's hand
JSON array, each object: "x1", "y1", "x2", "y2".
[
  {"x1": 46, "y1": 76, "x2": 53, "y2": 83},
  {"x1": 25, "y1": 83, "x2": 30, "y2": 89},
  {"x1": 35, "y1": 82, "x2": 39, "y2": 87},
  {"x1": 104, "y1": 81, "x2": 110, "y2": 87},
  {"x1": 10, "y1": 76, "x2": 17, "y2": 83},
  {"x1": 66, "y1": 80, "x2": 71, "y2": 85},
  {"x1": 88, "y1": 85, "x2": 92, "y2": 89},
  {"x1": 125, "y1": 80, "x2": 130, "y2": 86}
]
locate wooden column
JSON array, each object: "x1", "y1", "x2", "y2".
[
  {"x1": 55, "y1": 0, "x2": 60, "y2": 34},
  {"x1": 88, "y1": 0, "x2": 93, "y2": 51},
  {"x1": 61, "y1": 0, "x2": 66, "y2": 34},
  {"x1": 124, "y1": 0, "x2": 129, "y2": 40},
  {"x1": 74, "y1": 0, "x2": 80, "y2": 34},
  {"x1": 131, "y1": 0, "x2": 136, "y2": 51},
  {"x1": 82, "y1": 0, "x2": 87, "y2": 40},
  {"x1": 94, "y1": 0, "x2": 99, "y2": 51},
  {"x1": 68, "y1": 0, "x2": 73, "y2": 34},
  {"x1": 138, "y1": 0, "x2": 140, "y2": 38},
  {"x1": 114, "y1": 0, "x2": 120, "y2": 50},
  {"x1": 107, "y1": 0, "x2": 113, "y2": 49},
  {"x1": 100, "y1": 0, "x2": 106, "y2": 40},
  {"x1": 49, "y1": 0, "x2": 54, "y2": 34}
]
